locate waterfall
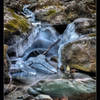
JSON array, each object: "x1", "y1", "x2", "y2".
[
  {"x1": 58, "y1": 22, "x2": 80, "y2": 69},
  {"x1": 8, "y1": 5, "x2": 83, "y2": 83},
  {"x1": 21, "y1": 5, "x2": 80, "y2": 59},
  {"x1": 13, "y1": 5, "x2": 59, "y2": 57},
  {"x1": 9, "y1": 4, "x2": 81, "y2": 66},
  {"x1": 62, "y1": 22, "x2": 80, "y2": 43}
]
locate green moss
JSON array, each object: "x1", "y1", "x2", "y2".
[
  {"x1": 41, "y1": 9, "x2": 57, "y2": 21},
  {"x1": 5, "y1": 8, "x2": 29, "y2": 34},
  {"x1": 47, "y1": 9, "x2": 57, "y2": 16}
]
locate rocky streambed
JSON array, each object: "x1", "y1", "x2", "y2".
[{"x1": 4, "y1": 0, "x2": 96, "y2": 100}]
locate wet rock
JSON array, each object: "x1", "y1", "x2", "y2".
[
  {"x1": 74, "y1": 18, "x2": 96, "y2": 34},
  {"x1": 4, "y1": 0, "x2": 23, "y2": 12},
  {"x1": 31, "y1": 78, "x2": 96, "y2": 98},
  {"x1": 4, "y1": 7, "x2": 31, "y2": 44},
  {"x1": 58, "y1": 34, "x2": 96, "y2": 73},
  {"x1": 27, "y1": 87, "x2": 40, "y2": 96},
  {"x1": 35, "y1": 94, "x2": 53, "y2": 100}
]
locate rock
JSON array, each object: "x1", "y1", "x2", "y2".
[
  {"x1": 64, "y1": 0, "x2": 96, "y2": 23},
  {"x1": 35, "y1": 94, "x2": 53, "y2": 100},
  {"x1": 71, "y1": 72, "x2": 93, "y2": 79},
  {"x1": 30, "y1": 0, "x2": 66, "y2": 25},
  {"x1": 4, "y1": 86, "x2": 31, "y2": 100},
  {"x1": 4, "y1": 44, "x2": 10, "y2": 83},
  {"x1": 73, "y1": 18, "x2": 96, "y2": 34},
  {"x1": 33, "y1": 0, "x2": 96, "y2": 24},
  {"x1": 58, "y1": 34, "x2": 96, "y2": 73},
  {"x1": 27, "y1": 87, "x2": 40, "y2": 96},
  {"x1": 68, "y1": 93, "x2": 96, "y2": 100},
  {"x1": 4, "y1": 84, "x2": 16, "y2": 95},
  {"x1": 4, "y1": 7, "x2": 31, "y2": 44},
  {"x1": 31, "y1": 78, "x2": 96, "y2": 98},
  {"x1": 4, "y1": 0, "x2": 35, "y2": 13},
  {"x1": 35, "y1": 4, "x2": 67, "y2": 25}
]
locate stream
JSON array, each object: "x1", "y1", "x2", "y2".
[{"x1": 7, "y1": 4, "x2": 83, "y2": 84}]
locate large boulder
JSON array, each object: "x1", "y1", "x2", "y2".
[
  {"x1": 58, "y1": 34, "x2": 96, "y2": 73},
  {"x1": 30, "y1": 78, "x2": 96, "y2": 98}
]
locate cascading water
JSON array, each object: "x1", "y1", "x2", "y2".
[
  {"x1": 58, "y1": 22, "x2": 80, "y2": 68},
  {"x1": 62, "y1": 22, "x2": 80, "y2": 43},
  {"x1": 11, "y1": 5, "x2": 59, "y2": 58},
  {"x1": 22, "y1": 4, "x2": 35, "y2": 23},
  {"x1": 8, "y1": 5, "x2": 82, "y2": 83}
]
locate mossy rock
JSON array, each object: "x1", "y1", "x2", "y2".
[
  {"x1": 4, "y1": 0, "x2": 32, "y2": 13},
  {"x1": 4, "y1": 7, "x2": 31, "y2": 43},
  {"x1": 35, "y1": 5, "x2": 66, "y2": 24}
]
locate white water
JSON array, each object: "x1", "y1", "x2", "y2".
[
  {"x1": 10, "y1": 4, "x2": 81, "y2": 67},
  {"x1": 22, "y1": 4, "x2": 35, "y2": 23},
  {"x1": 20, "y1": 5, "x2": 80, "y2": 58},
  {"x1": 9, "y1": 5, "x2": 82, "y2": 82},
  {"x1": 58, "y1": 22, "x2": 81, "y2": 68},
  {"x1": 62, "y1": 22, "x2": 80, "y2": 43},
  {"x1": 13, "y1": 5, "x2": 59, "y2": 57}
]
